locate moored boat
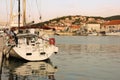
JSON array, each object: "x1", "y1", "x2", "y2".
[
  {"x1": 2, "y1": 0, "x2": 58, "y2": 61},
  {"x1": 3, "y1": 32, "x2": 58, "y2": 61}
]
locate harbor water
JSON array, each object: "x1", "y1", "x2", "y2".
[{"x1": 0, "y1": 36, "x2": 120, "y2": 80}]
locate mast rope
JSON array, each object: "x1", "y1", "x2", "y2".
[
  {"x1": 9, "y1": 0, "x2": 16, "y2": 25},
  {"x1": 27, "y1": 0, "x2": 35, "y2": 22},
  {"x1": 36, "y1": 0, "x2": 42, "y2": 21},
  {"x1": 5, "y1": 0, "x2": 9, "y2": 25}
]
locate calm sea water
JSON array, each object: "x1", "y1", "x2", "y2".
[{"x1": 0, "y1": 36, "x2": 120, "y2": 80}]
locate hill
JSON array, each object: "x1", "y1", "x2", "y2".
[
  {"x1": 104, "y1": 15, "x2": 120, "y2": 20},
  {"x1": 33, "y1": 15, "x2": 120, "y2": 26}
]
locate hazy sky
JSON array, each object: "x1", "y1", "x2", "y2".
[{"x1": 0, "y1": 0, "x2": 120, "y2": 22}]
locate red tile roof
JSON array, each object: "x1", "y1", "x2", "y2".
[
  {"x1": 105, "y1": 20, "x2": 120, "y2": 25},
  {"x1": 70, "y1": 25, "x2": 80, "y2": 29}
]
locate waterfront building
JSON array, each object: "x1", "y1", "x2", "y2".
[
  {"x1": 86, "y1": 23, "x2": 101, "y2": 33},
  {"x1": 104, "y1": 20, "x2": 120, "y2": 32}
]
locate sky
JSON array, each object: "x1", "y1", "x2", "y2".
[{"x1": 0, "y1": 0, "x2": 120, "y2": 23}]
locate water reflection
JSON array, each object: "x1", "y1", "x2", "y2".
[
  {"x1": 56, "y1": 44, "x2": 120, "y2": 80},
  {"x1": 1, "y1": 58, "x2": 57, "y2": 80},
  {"x1": 58, "y1": 44, "x2": 120, "y2": 54}
]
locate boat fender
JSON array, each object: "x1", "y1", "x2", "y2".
[{"x1": 49, "y1": 38, "x2": 55, "y2": 45}]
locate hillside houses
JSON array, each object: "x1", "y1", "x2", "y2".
[
  {"x1": 44, "y1": 16, "x2": 104, "y2": 34},
  {"x1": 43, "y1": 15, "x2": 120, "y2": 35}
]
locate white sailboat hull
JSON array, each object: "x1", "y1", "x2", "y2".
[
  {"x1": 5, "y1": 45, "x2": 58, "y2": 61},
  {"x1": 3, "y1": 33, "x2": 58, "y2": 61}
]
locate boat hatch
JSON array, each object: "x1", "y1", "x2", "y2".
[
  {"x1": 40, "y1": 52, "x2": 46, "y2": 55},
  {"x1": 26, "y1": 53, "x2": 32, "y2": 56}
]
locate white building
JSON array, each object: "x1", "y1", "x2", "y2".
[
  {"x1": 104, "y1": 20, "x2": 120, "y2": 32},
  {"x1": 86, "y1": 23, "x2": 101, "y2": 33}
]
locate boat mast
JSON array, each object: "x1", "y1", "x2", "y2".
[
  {"x1": 23, "y1": 0, "x2": 26, "y2": 26},
  {"x1": 18, "y1": 0, "x2": 20, "y2": 31}
]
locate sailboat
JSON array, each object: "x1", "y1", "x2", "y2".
[{"x1": 2, "y1": 0, "x2": 58, "y2": 61}]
